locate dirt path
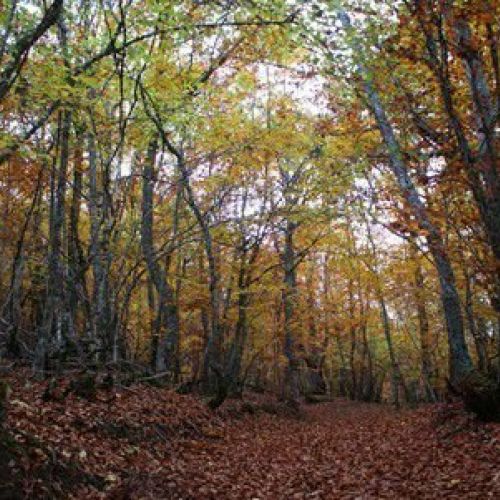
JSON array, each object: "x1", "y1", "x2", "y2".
[
  {"x1": 129, "y1": 400, "x2": 500, "y2": 499},
  {"x1": 4, "y1": 374, "x2": 500, "y2": 499}
]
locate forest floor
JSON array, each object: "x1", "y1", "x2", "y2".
[{"x1": 1, "y1": 370, "x2": 499, "y2": 499}]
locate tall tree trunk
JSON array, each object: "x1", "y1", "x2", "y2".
[
  {"x1": 339, "y1": 11, "x2": 472, "y2": 382},
  {"x1": 414, "y1": 8, "x2": 500, "y2": 304},
  {"x1": 338, "y1": 9, "x2": 498, "y2": 420},
  {"x1": 68, "y1": 141, "x2": 86, "y2": 343},
  {"x1": 450, "y1": 16, "x2": 500, "y2": 270},
  {"x1": 87, "y1": 129, "x2": 108, "y2": 360},
  {"x1": 34, "y1": 110, "x2": 71, "y2": 374},
  {"x1": 141, "y1": 139, "x2": 179, "y2": 375}
]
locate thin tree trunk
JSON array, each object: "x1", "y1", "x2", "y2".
[
  {"x1": 365, "y1": 219, "x2": 410, "y2": 406},
  {"x1": 68, "y1": 142, "x2": 86, "y2": 341},
  {"x1": 379, "y1": 296, "x2": 401, "y2": 408},
  {"x1": 87, "y1": 128, "x2": 109, "y2": 360},
  {"x1": 176, "y1": 154, "x2": 222, "y2": 391},
  {"x1": 463, "y1": 269, "x2": 488, "y2": 373},
  {"x1": 347, "y1": 281, "x2": 357, "y2": 400},
  {"x1": 4, "y1": 166, "x2": 43, "y2": 356},
  {"x1": 282, "y1": 219, "x2": 300, "y2": 405},
  {"x1": 411, "y1": 245, "x2": 436, "y2": 402},
  {"x1": 0, "y1": 0, "x2": 63, "y2": 103}
]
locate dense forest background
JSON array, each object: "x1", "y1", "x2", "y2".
[{"x1": 0, "y1": 0, "x2": 499, "y2": 419}]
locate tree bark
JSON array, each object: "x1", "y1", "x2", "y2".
[
  {"x1": 175, "y1": 154, "x2": 222, "y2": 392},
  {"x1": 34, "y1": 110, "x2": 71, "y2": 375},
  {"x1": 0, "y1": 0, "x2": 63, "y2": 103},
  {"x1": 338, "y1": 9, "x2": 499, "y2": 420},
  {"x1": 141, "y1": 138, "x2": 179, "y2": 375},
  {"x1": 3, "y1": 166, "x2": 43, "y2": 356},
  {"x1": 411, "y1": 245, "x2": 437, "y2": 402},
  {"x1": 339, "y1": 10, "x2": 473, "y2": 383},
  {"x1": 415, "y1": 8, "x2": 500, "y2": 299},
  {"x1": 282, "y1": 218, "x2": 301, "y2": 405}
]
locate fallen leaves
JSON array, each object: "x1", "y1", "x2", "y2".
[{"x1": 1, "y1": 370, "x2": 499, "y2": 499}]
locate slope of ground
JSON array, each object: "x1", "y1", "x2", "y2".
[{"x1": 1, "y1": 370, "x2": 499, "y2": 499}]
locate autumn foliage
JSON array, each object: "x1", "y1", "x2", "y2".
[{"x1": 0, "y1": 0, "x2": 500, "y2": 496}]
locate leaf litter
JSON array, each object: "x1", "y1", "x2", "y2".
[{"x1": 1, "y1": 370, "x2": 499, "y2": 499}]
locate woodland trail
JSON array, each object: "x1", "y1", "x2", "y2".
[
  {"x1": 155, "y1": 400, "x2": 500, "y2": 499},
  {"x1": 153, "y1": 401, "x2": 500, "y2": 499},
  {"x1": 3, "y1": 374, "x2": 500, "y2": 499}
]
